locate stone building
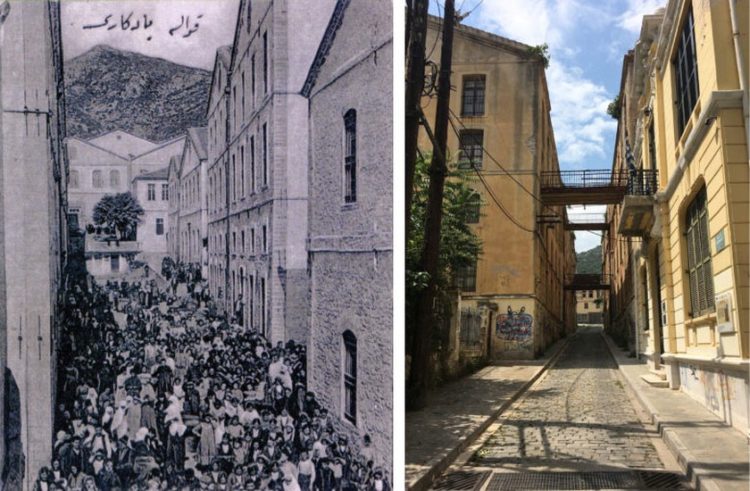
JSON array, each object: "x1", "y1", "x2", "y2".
[
  {"x1": 302, "y1": 0, "x2": 393, "y2": 474},
  {"x1": 419, "y1": 18, "x2": 577, "y2": 360},
  {"x1": 605, "y1": 0, "x2": 749, "y2": 434},
  {"x1": 167, "y1": 154, "x2": 182, "y2": 260},
  {"x1": 172, "y1": 127, "x2": 209, "y2": 276},
  {"x1": 0, "y1": 1, "x2": 68, "y2": 487},
  {"x1": 206, "y1": 0, "x2": 336, "y2": 342}
]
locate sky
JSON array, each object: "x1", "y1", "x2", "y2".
[
  {"x1": 432, "y1": 0, "x2": 666, "y2": 252},
  {"x1": 62, "y1": 0, "x2": 240, "y2": 70}
]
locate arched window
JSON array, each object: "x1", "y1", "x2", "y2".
[
  {"x1": 69, "y1": 169, "x2": 79, "y2": 188},
  {"x1": 344, "y1": 109, "x2": 357, "y2": 203},
  {"x1": 685, "y1": 186, "x2": 714, "y2": 316},
  {"x1": 92, "y1": 170, "x2": 103, "y2": 188},
  {"x1": 342, "y1": 330, "x2": 357, "y2": 425},
  {"x1": 109, "y1": 169, "x2": 120, "y2": 187}
]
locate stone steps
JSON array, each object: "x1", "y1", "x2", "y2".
[{"x1": 640, "y1": 373, "x2": 669, "y2": 388}]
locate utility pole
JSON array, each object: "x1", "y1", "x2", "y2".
[
  {"x1": 404, "y1": 0, "x2": 429, "y2": 235},
  {"x1": 407, "y1": 0, "x2": 456, "y2": 411}
]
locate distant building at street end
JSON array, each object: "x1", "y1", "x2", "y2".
[
  {"x1": 576, "y1": 290, "x2": 604, "y2": 324},
  {"x1": 604, "y1": 0, "x2": 749, "y2": 435},
  {"x1": 132, "y1": 167, "x2": 170, "y2": 266},
  {"x1": 303, "y1": 0, "x2": 393, "y2": 475},
  {"x1": 0, "y1": 1, "x2": 68, "y2": 488},
  {"x1": 418, "y1": 17, "x2": 577, "y2": 363}
]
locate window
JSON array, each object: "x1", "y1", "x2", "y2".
[
  {"x1": 246, "y1": 0, "x2": 251, "y2": 31},
  {"x1": 685, "y1": 186, "x2": 714, "y2": 317},
  {"x1": 343, "y1": 331, "x2": 357, "y2": 425},
  {"x1": 92, "y1": 170, "x2": 103, "y2": 188},
  {"x1": 589, "y1": 291, "x2": 593, "y2": 298},
  {"x1": 262, "y1": 124, "x2": 268, "y2": 186},
  {"x1": 156, "y1": 218, "x2": 164, "y2": 236},
  {"x1": 673, "y1": 5, "x2": 699, "y2": 137},
  {"x1": 231, "y1": 154, "x2": 236, "y2": 201},
  {"x1": 241, "y1": 72, "x2": 246, "y2": 120},
  {"x1": 110, "y1": 255, "x2": 120, "y2": 272},
  {"x1": 69, "y1": 170, "x2": 79, "y2": 188},
  {"x1": 162, "y1": 183, "x2": 169, "y2": 201},
  {"x1": 250, "y1": 136, "x2": 256, "y2": 192},
  {"x1": 466, "y1": 192, "x2": 480, "y2": 223},
  {"x1": 260, "y1": 277, "x2": 266, "y2": 335},
  {"x1": 455, "y1": 261, "x2": 477, "y2": 291},
  {"x1": 251, "y1": 227, "x2": 256, "y2": 254},
  {"x1": 462, "y1": 75, "x2": 486, "y2": 116},
  {"x1": 263, "y1": 32, "x2": 268, "y2": 93},
  {"x1": 251, "y1": 54, "x2": 256, "y2": 105},
  {"x1": 233, "y1": 231, "x2": 237, "y2": 253},
  {"x1": 584, "y1": 302, "x2": 589, "y2": 309},
  {"x1": 241, "y1": 230, "x2": 246, "y2": 253},
  {"x1": 648, "y1": 120, "x2": 657, "y2": 170},
  {"x1": 344, "y1": 109, "x2": 357, "y2": 203},
  {"x1": 458, "y1": 130, "x2": 484, "y2": 169},
  {"x1": 109, "y1": 170, "x2": 120, "y2": 187},
  {"x1": 147, "y1": 183, "x2": 156, "y2": 201},
  {"x1": 240, "y1": 145, "x2": 245, "y2": 197},
  {"x1": 262, "y1": 225, "x2": 267, "y2": 253}
]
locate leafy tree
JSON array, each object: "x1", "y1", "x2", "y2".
[
  {"x1": 406, "y1": 154, "x2": 482, "y2": 381},
  {"x1": 528, "y1": 43, "x2": 550, "y2": 69},
  {"x1": 92, "y1": 192, "x2": 144, "y2": 240},
  {"x1": 607, "y1": 93, "x2": 621, "y2": 119}
]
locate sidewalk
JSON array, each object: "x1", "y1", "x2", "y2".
[
  {"x1": 405, "y1": 338, "x2": 568, "y2": 490},
  {"x1": 603, "y1": 333, "x2": 750, "y2": 491}
]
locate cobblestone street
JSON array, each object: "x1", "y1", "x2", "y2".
[{"x1": 470, "y1": 327, "x2": 664, "y2": 472}]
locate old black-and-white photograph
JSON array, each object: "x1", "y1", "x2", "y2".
[{"x1": 0, "y1": 1, "x2": 393, "y2": 489}]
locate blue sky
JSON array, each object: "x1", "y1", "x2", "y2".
[{"x1": 430, "y1": 0, "x2": 666, "y2": 252}]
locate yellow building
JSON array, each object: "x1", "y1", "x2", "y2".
[
  {"x1": 605, "y1": 0, "x2": 749, "y2": 434},
  {"x1": 419, "y1": 18, "x2": 577, "y2": 360},
  {"x1": 577, "y1": 290, "x2": 604, "y2": 324}
]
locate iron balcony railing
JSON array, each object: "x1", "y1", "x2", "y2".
[{"x1": 540, "y1": 169, "x2": 658, "y2": 196}]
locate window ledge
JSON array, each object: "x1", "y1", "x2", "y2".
[{"x1": 685, "y1": 312, "x2": 717, "y2": 329}]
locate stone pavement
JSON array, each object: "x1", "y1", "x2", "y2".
[
  {"x1": 603, "y1": 333, "x2": 750, "y2": 491},
  {"x1": 469, "y1": 326, "x2": 664, "y2": 472},
  {"x1": 405, "y1": 338, "x2": 568, "y2": 490}
]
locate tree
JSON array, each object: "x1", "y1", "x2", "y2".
[
  {"x1": 406, "y1": 154, "x2": 482, "y2": 395},
  {"x1": 528, "y1": 43, "x2": 550, "y2": 69},
  {"x1": 92, "y1": 192, "x2": 144, "y2": 240},
  {"x1": 607, "y1": 93, "x2": 621, "y2": 119}
]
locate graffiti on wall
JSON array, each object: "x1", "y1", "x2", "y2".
[{"x1": 496, "y1": 306, "x2": 533, "y2": 343}]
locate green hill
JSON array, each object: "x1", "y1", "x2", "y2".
[{"x1": 576, "y1": 245, "x2": 602, "y2": 274}]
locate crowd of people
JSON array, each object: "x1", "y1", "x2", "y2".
[{"x1": 36, "y1": 263, "x2": 388, "y2": 490}]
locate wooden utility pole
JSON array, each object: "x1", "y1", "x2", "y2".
[
  {"x1": 407, "y1": 0, "x2": 456, "y2": 410},
  {"x1": 405, "y1": 0, "x2": 429, "y2": 235}
]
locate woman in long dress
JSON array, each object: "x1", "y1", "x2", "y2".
[{"x1": 194, "y1": 415, "x2": 217, "y2": 468}]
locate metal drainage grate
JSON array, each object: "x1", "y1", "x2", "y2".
[
  {"x1": 485, "y1": 471, "x2": 690, "y2": 490},
  {"x1": 433, "y1": 471, "x2": 491, "y2": 490}
]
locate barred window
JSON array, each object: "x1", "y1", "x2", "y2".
[
  {"x1": 161, "y1": 184, "x2": 169, "y2": 201},
  {"x1": 685, "y1": 186, "x2": 714, "y2": 317},
  {"x1": 673, "y1": 5, "x2": 699, "y2": 137},
  {"x1": 344, "y1": 109, "x2": 357, "y2": 203},
  {"x1": 461, "y1": 75, "x2": 486, "y2": 116},
  {"x1": 147, "y1": 183, "x2": 156, "y2": 201},
  {"x1": 343, "y1": 330, "x2": 357, "y2": 425},
  {"x1": 466, "y1": 192, "x2": 481, "y2": 224},
  {"x1": 458, "y1": 130, "x2": 484, "y2": 169},
  {"x1": 455, "y1": 260, "x2": 477, "y2": 292}
]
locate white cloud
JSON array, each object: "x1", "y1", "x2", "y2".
[
  {"x1": 546, "y1": 63, "x2": 618, "y2": 166},
  {"x1": 617, "y1": 0, "x2": 666, "y2": 33}
]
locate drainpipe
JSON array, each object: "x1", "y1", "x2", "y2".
[{"x1": 728, "y1": 0, "x2": 749, "y2": 162}]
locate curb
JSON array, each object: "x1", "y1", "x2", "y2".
[
  {"x1": 408, "y1": 336, "x2": 571, "y2": 491},
  {"x1": 600, "y1": 332, "x2": 722, "y2": 491}
]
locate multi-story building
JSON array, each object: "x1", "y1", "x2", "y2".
[
  {"x1": 206, "y1": 0, "x2": 336, "y2": 342},
  {"x1": 0, "y1": 1, "x2": 68, "y2": 487},
  {"x1": 132, "y1": 167, "x2": 170, "y2": 266},
  {"x1": 419, "y1": 18, "x2": 577, "y2": 360},
  {"x1": 67, "y1": 130, "x2": 184, "y2": 228},
  {"x1": 302, "y1": 0, "x2": 393, "y2": 474},
  {"x1": 576, "y1": 289, "x2": 604, "y2": 324},
  {"x1": 605, "y1": 0, "x2": 748, "y2": 435},
  {"x1": 175, "y1": 127, "x2": 208, "y2": 275},
  {"x1": 167, "y1": 154, "x2": 182, "y2": 260}
]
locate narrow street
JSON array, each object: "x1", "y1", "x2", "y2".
[{"x1": 432, "y1": 327, "x2": 692, "y2": 490}]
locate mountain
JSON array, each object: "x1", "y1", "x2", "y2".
[
  {"x1": 576, "y1": 245, "x2": 602, "y2": 274},
  {"x1": 64, "y1": 45, "x2": 212, "y2": 142}
]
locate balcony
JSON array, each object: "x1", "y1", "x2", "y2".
[{"x1": 617, "y1": 169, "x2": 658, "y2": 237}]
